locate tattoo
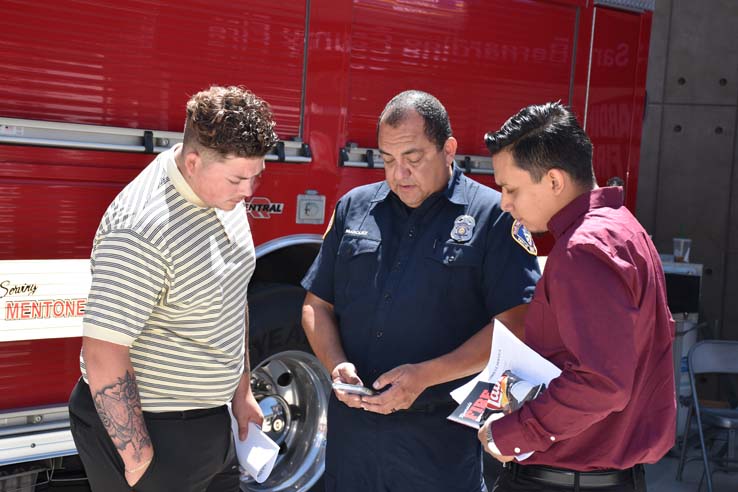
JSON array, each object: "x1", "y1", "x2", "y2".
[{"x1": 93, "y1": 371, "x2": 151, "y2": 460}]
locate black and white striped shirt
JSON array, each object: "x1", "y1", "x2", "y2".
[{"x1": 81, "y1": 145, "x2": 254, "y2": 411}]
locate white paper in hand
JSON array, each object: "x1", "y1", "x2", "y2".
[
  {"x1": 450, "y1": 319, "x2": 562, "y2": 461},
  {"x1": 229, "y1": 413, "x2": 279, "y2": 483}
]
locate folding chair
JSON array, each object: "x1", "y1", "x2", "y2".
[{"x1": 675, "y1": 340, "x2": 738, "y2": 492}]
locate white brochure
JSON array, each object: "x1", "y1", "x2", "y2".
[
  {"x1": 228, "y1": 409, "x2": 280, "y2": 483},
  {"x1": 451, "y1": 319, "x2": 562, "y2": 460}
]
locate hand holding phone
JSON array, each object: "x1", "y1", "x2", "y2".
[{"x1": 332, "y1": 382, "x2": 377, "y2": 396}]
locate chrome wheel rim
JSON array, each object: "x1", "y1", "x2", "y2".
[{"x1": 242, "y1": 350, "x2": 330, "y2": 492}]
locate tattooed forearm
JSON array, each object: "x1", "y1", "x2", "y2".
[{"x1": 93, "y1": 371, "x2": 151, "y2": 460}]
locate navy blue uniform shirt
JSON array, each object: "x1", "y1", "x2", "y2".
[{"x1": 302, "y1": 165, "x2": 540, "y2": 405}]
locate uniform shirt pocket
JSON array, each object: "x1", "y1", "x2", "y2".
[
  {"x1": 426, "y1": 241, "x2": 483, "y2": 291},
  {"x1": 335, "y1": 236, "x2": 381, "y2": 304}
]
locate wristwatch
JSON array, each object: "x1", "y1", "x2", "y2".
[{"x1": 485, "y1": 425, "x2": 503, "y2": 455}]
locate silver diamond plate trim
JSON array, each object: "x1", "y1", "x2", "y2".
[{"x1": 594, "y1": 0, "x2": 655, "y2": 12}]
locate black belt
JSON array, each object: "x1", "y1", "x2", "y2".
[
  {"x1": 509, "y1": 462, "x2": 642, "y2": 489},
  {"x1": 145, "y1": 405, "x2": 226, "y2": 420}
]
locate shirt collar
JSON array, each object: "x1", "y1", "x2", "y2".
[
  {"x1": 547, "y1": 187, "x2": 624, "y2": 239},
  {"x1": 165, "y1": 143, "x2": 207, "y2": 208},
  {"x1": 370, "y1": 163, "x2": 469, "y2": 206}
]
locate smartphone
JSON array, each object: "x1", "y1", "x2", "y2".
[{"x1": 332, "y1": 382, "x2": 377, "y2": 396}]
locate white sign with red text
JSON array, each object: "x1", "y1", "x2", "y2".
[{"x1": 0, "y1": 259, "x2": 91, "y2": 342}]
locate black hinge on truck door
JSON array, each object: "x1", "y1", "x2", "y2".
[{"x1": 143, "y1": 131, "x2": 154, "y2": 153}]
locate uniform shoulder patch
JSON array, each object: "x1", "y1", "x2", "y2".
[{"x1": 511, "y1": 220, "x2": 537, "y2": 256}]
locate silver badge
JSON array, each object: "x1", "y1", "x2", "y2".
[{"x1": 450, "y1": 215, "x2": 476, "y2": 243}]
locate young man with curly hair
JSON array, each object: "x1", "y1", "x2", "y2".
[{"x1": 68, "y1": 86, "x2": 278, "y2": 492}]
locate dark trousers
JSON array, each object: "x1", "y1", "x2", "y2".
[
  {"x1": 69, "y1": 379, "x2": 239, "y2": 492},
  {"x1": 492, "y1": 463, "x2": 647, "y2": 492},
  {"x1": 324, "y1": 395, "x2": 488, "y2": 492}
]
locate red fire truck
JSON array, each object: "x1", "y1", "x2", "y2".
[{"x1": 0, "y1": 0, "x2": 654, "y2": 490}]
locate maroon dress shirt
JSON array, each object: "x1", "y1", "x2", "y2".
[{"x1": 492, "y1": 187, "x2": 676, "y2": 471}]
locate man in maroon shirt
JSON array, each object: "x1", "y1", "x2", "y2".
[{"x1": 478, "y1": 102, "x2": 676, "y2": 491}]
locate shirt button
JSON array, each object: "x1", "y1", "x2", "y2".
[
  {"x1": 384, "y1": 293, "x2": 392, "y2": 302},
  {"x1": 376, "y1": 331, "x2": 383, "y2": 338},
  {"x1": 408, "y1": 229, "x2": 415, "y2": 238},
  {"x1": 514, "y1": 447, "x2": 521, "y2": 454},
  {"x1": 550, "y1": 436, "x2": 556, "y2": 441}
]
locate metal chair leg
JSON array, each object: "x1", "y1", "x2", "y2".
[
  {"x1": 676, "y1": 401, "x2": 694, "y2": 481},
  {"x1": 695, "y1": 409, "x2": 714, "y2": 492}
]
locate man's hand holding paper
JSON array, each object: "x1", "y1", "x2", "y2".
[{"x1": 449, "y1": 319, "x2": 561, "y2": 462}]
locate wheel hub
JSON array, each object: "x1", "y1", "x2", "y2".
[{"x1": 241, "y1": 351, "x2": 330, "y2": 492}]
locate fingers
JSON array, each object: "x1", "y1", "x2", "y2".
[
  {"x1": 331, "y1": 362, "x2": 362, "y2": 386},
  {"x1": 363, "y1": 364, "x2": 423, "y2": 414},
  {"x1": 371, "y1": 365, "x2": 401, "y2": 391},
  {"x1": 331, "y1": 363, "x2": 421, "y2": 414},
  {"x1": 334, "y1": 389, "x2": 364, "y2": 408},
  {"x1": 360, "y1": 383, "x2": 407, "y2": 414},
  {"x1": 360, "y1": 395, "x2": 396, "y2": 415},
  {"x1": 331, "y1": 362, "x2": 365, "y2": 408}
]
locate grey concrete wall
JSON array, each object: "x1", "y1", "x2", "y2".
[{"x1": 637, "y1": 0, "x2": 738, "y2": 340}]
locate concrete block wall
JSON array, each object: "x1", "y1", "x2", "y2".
[{"x1": 637, "y1": 0, "x2": 738, "y2": 340}]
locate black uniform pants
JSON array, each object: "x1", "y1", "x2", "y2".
[
  {"x1": 492, "y1": 462, "x2": 647, "y2": 492},
  {"x1": 69, "y1": 379, "x2": 239, "y2": 492},
  {"x1": 324, "y1": 395, "x2": 488, "y2": 492}
]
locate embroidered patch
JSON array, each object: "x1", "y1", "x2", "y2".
[
  {"x1": 511, "y1": 220, "x2": 537, "y2": 255},
  {"x1": 450, "y1": 215, "x2": 476, "y2": 243}
]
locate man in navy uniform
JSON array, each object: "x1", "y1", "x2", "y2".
[
  {"x1": 479, "y1": 102, "x2": 675, "y2": 491},
  {"x1": 301, "y1": 90, "x2": 540, "y2": 491}
]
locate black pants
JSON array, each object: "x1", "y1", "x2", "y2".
[
  {"x1": 492, "y1": 463, "x2": 646, "y2": 492},
  {"x1": 69, "y1": 379, "x2": 239, "y2": 492},
  {"x1": 324, "y1": 396, "x2": 488, "y2": 492}
]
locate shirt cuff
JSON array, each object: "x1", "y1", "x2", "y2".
[
  {"x1": 492, "y1": 410, "x2": 556, "y2": 456},
  {"x1": 83, "y1": 322, "x2": 135, "y2": 346}
]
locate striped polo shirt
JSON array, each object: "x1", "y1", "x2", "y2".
[{"x1": 81, "y1": 145, "x2": 255, "y2": 411}]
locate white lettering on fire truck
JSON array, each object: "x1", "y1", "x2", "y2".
[{"x1": 245, "y1": 197, "x2": 285, "y2": 219}]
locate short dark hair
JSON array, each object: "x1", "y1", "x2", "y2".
[
  {"x1": 183, "y1": 85, "x2": 278, "y2": 159},
  {"x1": 484, "y1": 102, "x2": 595, "y2": 188},
  {"x1": 377, "y1": 90, "x2": 452, "y2": 150}
]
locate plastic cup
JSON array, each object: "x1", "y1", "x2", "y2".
[{"x1": 673, "y1": 238, "x2": 691, "y2": 263}]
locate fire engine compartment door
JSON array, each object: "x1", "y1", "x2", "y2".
[
  {"x1": 346, "y1": 0, "x2": 579, "y2": 156},
  {"x1": 585, "y1": 6, "x2": 650, "y2": 202},
  {"x1": 0, "y1": 0, "x2": 308, "y2": 140}
]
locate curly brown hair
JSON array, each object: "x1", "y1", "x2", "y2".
[{"x1": 183, "y1": 85, "x2": 278, "y2": 158}]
